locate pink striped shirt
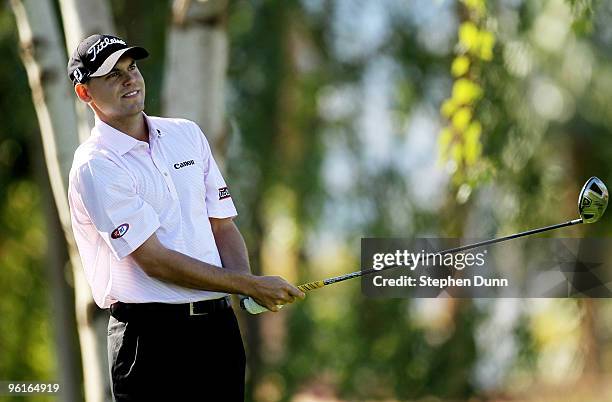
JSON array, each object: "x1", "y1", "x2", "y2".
[{"x1": 68, "y1": 113, "x2": 237, "y2": 308}]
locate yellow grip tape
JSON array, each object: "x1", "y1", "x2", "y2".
[{"x1": 298, "y1": 281, "x2": 325, "y2": 292}]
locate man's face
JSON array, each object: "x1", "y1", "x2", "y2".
[{"x1": 84, "y1": 56, "x2": 145, "y2": 120}]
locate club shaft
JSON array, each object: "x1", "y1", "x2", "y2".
[{"x1": 300, "y1": 218, "x2": 583, "y2": 290}]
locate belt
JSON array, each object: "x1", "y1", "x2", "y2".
[{"x1": 110, "y1": 296, "x2": 232, "y2": 320}]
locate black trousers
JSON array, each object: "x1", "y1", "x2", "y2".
[{"x1": 107, "y1": 302, "x2": 246, "y2": 401}]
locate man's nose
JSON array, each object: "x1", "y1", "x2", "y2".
[{"x1": 122, "y1": 71, "x2": 137, "y2": 86}]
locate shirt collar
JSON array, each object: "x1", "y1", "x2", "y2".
[{"x1": 93, "y1": 113, "x2": 158, "y2": 155}]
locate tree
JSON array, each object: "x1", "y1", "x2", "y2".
[
  {"x1": 162, "y1": 0, "x2": 229, "y2": 155},
  {"x1": 10, "y1": 0, "x2": 82, "y2": 400}
]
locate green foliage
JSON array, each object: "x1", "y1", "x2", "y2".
[
  {"x1": 0, "y1": 181, "x2": 55, "y2": 398},
  {"x1": 566, "y1": 0, "x2": 599, "y2": 34},
  {"x1": 0, "y1": 9, "x2": 56, "y2": 401},
  {"x1": 226, "y1": 1, "x2": 484, "y2": 400},
  {"x1": 0, "y1": 9, "x2": 38, "y2": 202},
  {"x1": 438, "y1": 0, "x2": 496, "y2": 192}
]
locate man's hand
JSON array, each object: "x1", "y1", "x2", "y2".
[{"x1": 248, "y1": 276, "x2": 305, "y2": 312}]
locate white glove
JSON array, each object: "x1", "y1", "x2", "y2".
[{"x1": 239, "y1": 296, "x2": 284, "y2": 315}]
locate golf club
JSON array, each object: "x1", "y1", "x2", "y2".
[{"x1": 241, "y1": 177, "x2": 609, "y2": 314}]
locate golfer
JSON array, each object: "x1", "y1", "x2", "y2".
[{"x1": 67, "y1": 34, "x2": 304, "y2": 401}]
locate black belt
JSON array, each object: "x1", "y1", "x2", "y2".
[{"x1": 110, "y1": 296, "x2": 231, "y2": 320}]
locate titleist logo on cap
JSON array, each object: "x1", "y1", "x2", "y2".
[
  {"x1": 87, "y1": 37, "x2": 126, "y2": 62},
  {"x1": 68, "y1": 34, "x2": 149, "y2": 85}
]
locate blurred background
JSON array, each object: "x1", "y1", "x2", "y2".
[{"x1": 2, "y1": 0, "x2": 612, "y2": 401}]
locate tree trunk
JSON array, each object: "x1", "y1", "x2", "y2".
[
  {"x1": 162, "y1": 0, "x2": 228, "y2": 157},
  {"x1": 34, "y1": 135, "x2": 83, "y2": 402},
  {"x1": 164, "y1": 0, "x2": 269, "y2": 389},
  {"x1": 57, "y1": 0, "x2": 117, "y2": 399},
  {"x1": 58, "y1": 0, "x2": 115, "y2": 143},
  {"x1": 13, "y1": 0, "x2": 117, "y2": 401},
  {"x1": 10, "y1": 0, "x2": 83, "y2": 401}
]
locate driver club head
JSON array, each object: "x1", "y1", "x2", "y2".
[{"x1": 578, "y1": 177, "x2": 609, "y2": 224}]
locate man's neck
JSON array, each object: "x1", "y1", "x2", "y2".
[{"x1": 98, "y1": 113, "x2": 149, "y2": 142}]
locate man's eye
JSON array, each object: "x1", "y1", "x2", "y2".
[
  {"x1": 107, "y1": 72, "x2": 119, "y2": 79},
  {"x1": 128, "y1": 64, "x2": 136, "y2": 71}
]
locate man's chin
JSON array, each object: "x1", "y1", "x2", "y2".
[
  {"x1": 125, "y1": 103, "x2": 145, "y2": 115},
  {"x1": 107, "y1": 106, "x2": 145, "y2": 121}
]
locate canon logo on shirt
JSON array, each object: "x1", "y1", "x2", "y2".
[{"x1": 174, "y1": 160, "x2": 195, "y2": 169}]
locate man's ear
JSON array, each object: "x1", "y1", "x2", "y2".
[{"x1": 75, "y1": 83, "x2": 92, "y2": 103}]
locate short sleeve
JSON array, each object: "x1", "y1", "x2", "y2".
[
  {"x1": 70, "y1": 158, "x2": 161, "y2": 259},
  {"x1": 194, "y1": 124, "x2": 238, "y2": 219}
]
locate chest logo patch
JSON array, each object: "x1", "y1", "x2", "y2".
[
  {"x1": 219, "y1": 187, "x2": 231, "y2": 200},
  {"x1": 174, "y1": 160, "x2": 195, "y2": 169},
  {"x1": 111, "y1": 223, "x2": 129, "y2": 239}
]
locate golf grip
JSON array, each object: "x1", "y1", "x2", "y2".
[{"x1": 241, "y1": 281, "x2": 325, "y2": 314}]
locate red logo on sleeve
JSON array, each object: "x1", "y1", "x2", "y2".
[
  {"x1": 219, "y1": 187, "x2": 231, "y2": 200},
  {"x1": 111, "y1": 223, "x2": 129, "y2": 239}
]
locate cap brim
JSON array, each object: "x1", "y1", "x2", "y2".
[{"x1": 90, "y1": 46, "x2": 149, "y2": 78}]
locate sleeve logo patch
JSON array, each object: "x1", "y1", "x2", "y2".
[
  {"x1": 111, "y1": 223, "x2": 129, "y2": 239},
  {"x1": 219, "y1": 187, "x2": 231, "y2": 200}
]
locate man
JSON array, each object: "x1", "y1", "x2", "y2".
[{"x1": 67, "y1": 34, "x2": 304, "y2": 401}]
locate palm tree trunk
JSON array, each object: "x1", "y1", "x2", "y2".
[
  {"x1": 162, "y1": 0, "x2": 229, "y2": 156},
  {"x1": 58, "y1": 0, "x2": 115, "y2": 143},
  {"x1": 57, "y1": 0, "x2": 117, "y2": 398},
  {"x1": 163, "y1": 0, "x2": 269, "y2": 389},
  {"x1": 10, "y1": 0, "x2": 83, "y2": 401},
  {"x1": 14, "y1": 0, "x2": 117, "y2": 400},
  {"x1": 34, "y1": 135, "x2": 83, "y2": 402}
]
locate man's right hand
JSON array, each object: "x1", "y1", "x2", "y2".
[{"x1": 248, "y1": 276, "x2": 305, "y2": 312}]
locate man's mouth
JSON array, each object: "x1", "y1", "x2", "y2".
[{"x1": 122, "y1": 90, "x2": 140, "y2": 98}]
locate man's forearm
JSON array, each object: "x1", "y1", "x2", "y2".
[
  {"x1": 152, "y1": 249, "x2": 254, "y2": 294},
  {"x1": 212, "y1": 219, "x2": 252, "y2": 276},
  {"x1": 132, "y1": 231, "x2": 304, "y2": 310},
  {"x1": 131, "y1": 234, "x2": 255, "y2": 295}
]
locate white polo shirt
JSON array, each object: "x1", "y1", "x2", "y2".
[{"x1": 68, "y1": 113, "x2": 237, "y2": 308}]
